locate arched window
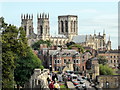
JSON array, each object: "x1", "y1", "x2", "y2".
[
  {"x1": 65, "y1": 20, "x2": 68, "y2": 32},
  {"x1": 71, "y1": 21, "x2": 73, "y2": 32},
  {"x1": 46, "y1": 25, "x2": 47, "y2": 34},
  {"x1": 61, "y1": 21, "x2": 64, "y2": 33},
  {"x1": 74, "y1": 21, "x2": 76, "y2": 32},
  {"x1": 29, "y1": 26, "x2": 32, "y2": 34},
  {"x1": 40, "y1": 25, "x2": 43, "y2": 35},
  {"x1": 24, "y1": 26, "x2": 26, "y2": 32}
]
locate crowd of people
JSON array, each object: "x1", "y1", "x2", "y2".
[{"x1": 47, "y1": 72, "x2": 60, "y2": 90}]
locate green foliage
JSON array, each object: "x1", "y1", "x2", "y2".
[
  {"x1": 14, "y1": 48, "x2": 43, "y2": 87},
  {"x1": 32, "y1": 40, "x2": 52, "y2": 50},
  {"x1": 68, "y1": 44, "x2": 84, "y2": 53},
  {"x1": 97, "y1": 56, "x2": 108, "y2": 65},
  {"x1": 66, "y1": 41, "x2": 75, "y2": 47},
  {"x1": 1, "y1": 17, "x2": 43, "y2": 88},
  {"x1": 99, "y1": 64, "x2": 116, "y2": 75}
]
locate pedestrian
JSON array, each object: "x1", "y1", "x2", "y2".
[
  {"x1": 54, "y1": 81, "x2": 60, "y2": 90},
  {"x1": 49, "y1": 81, "x2": 54, "y2": 90}
]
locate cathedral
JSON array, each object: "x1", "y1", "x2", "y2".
[{"x1": 21, "y1": 13, "x2": 111, "y2": 50}]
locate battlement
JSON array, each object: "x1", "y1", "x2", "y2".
[
  {"x1": 37, "y1": 13, "x2": 49, "y2": 19},
  {"x1": 21, "y1": 14, "x2": 33, "y2": 20}
]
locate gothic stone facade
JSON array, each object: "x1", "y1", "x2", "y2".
[{"x1": 21, "y1": 13, "x2": 111, "y2": 50}]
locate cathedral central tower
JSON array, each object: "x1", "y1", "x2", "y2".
[{"x1": 58, "y1": 15, "x2": 78, "y2": 41}]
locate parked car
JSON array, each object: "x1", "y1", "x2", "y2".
[
  {"x1": 82, "y1": 76, "x2": 87, "y2": 80},
  {"x1": 72, "y1": 80, "x2": 80, "y2": 85},
  {"x1": 80, "y1": 79, "x2": 85, "y2": 84},
  {"x1": 70, "y1": 74, "x2": 78, "y2": 81}
]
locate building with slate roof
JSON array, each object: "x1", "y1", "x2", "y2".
[{"x1": 21, "y1": 13, "x2": 111, "y2": 50}]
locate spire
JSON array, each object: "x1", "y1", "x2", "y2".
[
  {"x1": 40, "y1": 13, "x2": 41, "y2": 18},
  {"x1": 45, "y1": 14, "x2": 47, "y2": 18},
  {"x1": 48, "y1": 13, "x2": 49, "y2": 18},
  {"x1": 32, "y1": 14, "x2": 33, "y2": 19},
  {"x1": 109, "y1": 35, "x2": 110, "y2": 41},
  {"x1": 26, "y1": 13, "x2": 28, "y2": 19},
  {"x1": 29, "y1": 14, "x2": 30, "y2": 19},
  {"x1": 99, "y1": 32, "x2": 100, "y2": 36},
  {"x1": 103, "y1": 29, "x2": 105, "y2": 35},
  {"x1": 24, "y1": 14, "x2": 25, "y2": 19},
  {"x1": 86, "y1": 35, "x2": 88, "y2": 41},
  {"x1": 21, "y1": 14, "x2": 23, "y2": 19},
  {"x1": 42, "y1": 13, "x2": 44, "y2": 18},
  {"x1": 94, "y1": 29, "x2": 96, "y2": 35},
  {"x1": 37, "y1": 13, "x2": 39, "y2": 18}
]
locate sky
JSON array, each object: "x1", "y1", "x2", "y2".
[{"x1": 0, "y1": 2, "x2": 118, "y2": 49}]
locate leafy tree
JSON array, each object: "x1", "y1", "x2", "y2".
[
  {"x1": 32, "y1": 40, "x2": 52, "y2": 50},
  {"x1": 1, "y1": 17, "x2": 43, "y2": 89},
  {"x1": 2, "y1": 24, "x2": 27, "y2": 88},
  {"x1": 14, "y1": 48, "x2": 43, "y2": 88},
  {"x1": 66, "y1": 41, "x2": 75, "y2": 47},
  {"x1": 97, "y1": 56, "x2": 108, "y2": 65},
  {"x1": 99, "y1": 64, "x2": 116, "y2": 75},
  {"x1": 68, "y1": 44, "x2": 84, "y2": 53}
]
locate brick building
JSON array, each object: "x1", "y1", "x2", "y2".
[
  {"x1": 98, "y1": 50, "x2": 120, "y2": 69},
  {"x1": 37, "y1": 44, "x2": 92, "y2": 72}
]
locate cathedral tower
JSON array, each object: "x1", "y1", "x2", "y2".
[
  {"x1": 37, "y1": 13, "x2": 50, "y2": 40},
  {"x1": 58, "y1": 15, "x2": 78, "y2": 41},
  {"x1": 21, "y1": 14, "x2": 34, "y2": 38}
]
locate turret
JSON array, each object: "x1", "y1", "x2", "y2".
[{"x1": 21, "y1": 13, "x2": 34, "y2": 38}]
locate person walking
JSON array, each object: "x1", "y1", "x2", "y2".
[{"x1": 49, "y1": 81, "x2": 54, "y2": 90}]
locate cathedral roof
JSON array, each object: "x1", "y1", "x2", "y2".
[{"x1": 72, "y1": 35, "x2": 89, "y2": 43}]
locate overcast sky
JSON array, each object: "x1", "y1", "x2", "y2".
[{"x1": 0, "y1": 2, "x2": 118, "y2": 49}]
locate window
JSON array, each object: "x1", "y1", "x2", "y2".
[
  {"x1": 74, "y1": 60, "x2": 76, "y2": 63},
  {"x1": 68, "y1": 59, "x2": 70, "y2": 62},
  {"x1": 64, "y1": 59, "x2": 66, "y2": 63},
  {"x1": 58, "y1": 60, "x2": 59, "y2": 63},
  {"x1": 61, "y1": 21, "x2": 64, "y2": 33},
  {"x1": 111, "y1": 60, "x2": 112, "y2": 63},
  {"x1": 76, "y1": 60, "x2": 78, "y2": 63},
  {"x1": 65, "y1": 20, "x2": 68, "y2": 32},
  {"x1": 114, "y1": 56, "x2": 116, "y2": 58},
  {"x1": 55, "y1": 60, "x2": 57, "y2": 64},
  {"x1": 40, "y1": 25, "x2": 43, "y2": 34},
  {"x1": 114, "y1": 60, "x2": 116, "y2": 63},
  {"x1": 83, "y1": 56, "x2": 85, "y2": 59}
]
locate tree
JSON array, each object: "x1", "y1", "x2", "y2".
[
  {"x1": 66, "y1": 41, "x2": 75, "y2": 47},
  {"x1": 97, "y1": 56, "x2": 108, "y2": 65},
  {"x1": 68, "y1": 44, "x2": 84, "y2": 53},
  {"x1": 99, "y1": 64, "x2": 116, "y2": 75},
  {"x1": 1, "y1": 17, "x2": 43, "y2": 89},
  {"x1": 32, "y1": 40, "x2": 52, "y2": 50},
  {"x1": 14, "y1": 48, "x2": 43, "y2": 88},
  {"x1": 2, "y1": 24, "x2": 27, "y2": 88}
]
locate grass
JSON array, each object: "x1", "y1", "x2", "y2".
[{"x1": 60, "y1": 84, "x2": 70, "y2": 90}]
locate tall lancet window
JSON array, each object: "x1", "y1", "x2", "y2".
[
  {"x1": 40, "y1": 25, "x2": 43, "y2": 35},
  {"x1": 74, "y1": 21, "x2": 76, "y2": 32},
  {"x1": 61, "y1": 21, "x2": 64, "y2": 33},
  {"x1": 29, "y1": 26, "x2": 32, "y2": 35},
  {"x1": 65, "y1": 20, "x2": 68, "y2": 32},
  {"x1": 46, "y1": 25, "x2": 47, "y2": 34}
]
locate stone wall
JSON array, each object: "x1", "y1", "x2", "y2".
[
  {"x1": 25, "y1": 69, "x2": 49, "y2": 89},
  {"x1": 96, "y1": 75, "x2": 120, "y2": 89}
]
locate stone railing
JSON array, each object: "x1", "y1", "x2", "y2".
[{"x1": 25, "y1": 69, "x2": 49, "y2": 89}]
